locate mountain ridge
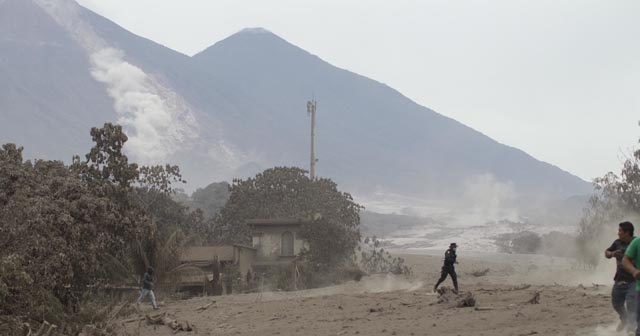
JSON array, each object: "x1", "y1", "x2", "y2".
[{"x1": 0, "y1": 1, "x2": 591, "y2": 201}]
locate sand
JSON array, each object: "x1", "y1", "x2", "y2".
[{"x1": 118, "y1": 251, "x2": 624, "y2": 336}]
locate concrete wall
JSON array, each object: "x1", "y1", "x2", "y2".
[
  {"x1": 251, "y1": 225, "x2": 305, "y2": 261},
  {"x1": 235, "y1": 246, "x2": 256, "y2": 279},
  {"x1": 181, "y1": 245, "x2": 235, "y2": 263}
]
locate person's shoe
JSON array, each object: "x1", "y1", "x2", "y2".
[
  {"x1": 626, "y1": 323, "x2": 635, "y2": 335},
  {"x1": 616, "y1": 320, "x2": 626, "y2": 332},
  {"x1": 153, "y1": 307, "x2": 160, "y2": 310},
  {"x1": 433, "y1": 286, "x2": 437, "y2": 293}
]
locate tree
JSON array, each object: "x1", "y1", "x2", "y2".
[
  {"x1": 577, "y1": 148, "x2": 640, "y2": 267},
  {"x1": 0, "y1": 143, "x2": 144, "y2": 321},
  {"x1": 0, "y1": 123, "x2": 211, "y2": 329},
  {"x1": 188, "y1": 182, "x2": 230, "y2": 220},
  {"x1": 84, "y1": 124, "x2": 139, "y2": 190},
  {"x1": 132, "y1": 176, "x2": 208, "y2": 286},
  {"x1": 215, "y1": 167, "x2": 363, "y2": 269}
]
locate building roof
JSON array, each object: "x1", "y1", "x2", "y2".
[
  {"x1": 180, "y1": 244, "x2": 255, "y2": 263},
  {"x1": 246, "y1": 218, "x2": 308, "y2": 226}
]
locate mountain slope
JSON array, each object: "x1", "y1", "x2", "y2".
[
  {"x1": 191, "y1": 29, "x2": 590, "y2": 197},
  {"x1": 0, "y1": 1, "x2": 591, "y2": 200},
  {"x1": 0, "y1": 0, "x2": 113, "y2": 160}
]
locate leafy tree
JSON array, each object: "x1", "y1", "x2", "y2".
[
  {"x1": 83, "y1": 125, "x2": 207, "y2": 284},
  {"x1": 77, "y1": 124, "x2": 202, "y2": 279},
  {"x1": 73, "y1": 124, "x2": 154, "y2": 276},
  {"x1": 132, "y1": 185, "x2": 208, "y2": 286},
  {"x1": 0, "y1": 143, "x2": 142, "y2": 321},
  {"x1": 577, "y1": 147, "x2": 640, "y2": 267},
  {"x1": 172, "y1": 181, "x2": 230, "y2": 221},
  {"x1": 215, "y1": 167, "x2": 363, "y2": 270},
  {"x1": 0, "y1": 123, "x2": 209, "y2": 325},
  {"x1": 188, "y1": 181, "x2": 230, "y2": 220},
  {"x1": 84, "y1": 124, "x2": 139, "y2": 190},
  {"x1": 138, "y1": 164, "x2": 185, "y2": 194}
]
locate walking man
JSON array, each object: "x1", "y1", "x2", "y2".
[
  {"x1": 606, "y1": 221, "x2": 636, "y2": 332},
  {"x1": 434, "y1": 243, "x2": 459, "y2": 293},
  {"x1": 136, "y1": 266, "x2": 159, "y2": 310}
]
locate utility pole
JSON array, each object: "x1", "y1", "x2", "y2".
[{"x1": 307, "y1": 100, "x2": 317, "y2": 180}]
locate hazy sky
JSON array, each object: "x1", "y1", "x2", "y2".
[{"x1": 76, "y1": 0, "x2": 640, "y2": 182}]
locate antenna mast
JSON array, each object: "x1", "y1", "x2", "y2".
[{"x1": 306, "y1": 100, "x2": 317, "y2": 180}]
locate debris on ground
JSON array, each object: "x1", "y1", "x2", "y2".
[
  {"x1": 470, "y1": 268, "x2": 490, "y2": 277},
  {"x1": 474, "y1": 306, "x2": 494, "y2": 311},
  {"x1": 195, "y1": 301, "x2": 216, "y2": 312},
  {"x1": 527, "y1": 291, "x2": 541, "y2": 304},
  {"x1": 435, "y1": 287, "x2": 476, "y2": 308},
  {"x1": 23, "y1": 321, "x2": 58, "y2": 336},
  {"x1": 145, "y1": 312, "x2": 194, "y2": 333}
]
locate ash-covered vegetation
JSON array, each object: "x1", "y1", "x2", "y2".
[
  {"x1": 0, "y1": 123, "x2": 206, "y2": 334},
  {"x1": 576, "y1": 142, "x2": 640, "y2": 268},
  {"x1": 0, "y1": 123, "x2": 381, "y2": 334}
]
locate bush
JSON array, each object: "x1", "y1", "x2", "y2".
[{"x1": 358, "y1": 237, "x2": 412, "y2": 276}]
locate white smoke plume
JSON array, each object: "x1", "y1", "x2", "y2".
[
  {"x1": 33, "y1": 0, "x2": 197, "y2": 163},
  {"x1": 90, "y1": 48, "x2": 197, "y2": 162}
]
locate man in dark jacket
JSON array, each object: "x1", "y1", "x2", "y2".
[
  {"x1": 434, "y1": 243, "x2": 459, "y2": 293},
  {"x1": 605, "y1": 221, "x2": 636, "y2": 332},
  {"x1": 136, "y1": 267, "x2": 159, "y2": 309}
]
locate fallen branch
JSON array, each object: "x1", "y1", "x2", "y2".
[
  {"x1": 513, "y1": 284, "x2": 531, "y2": 291},
  {"x1": 23, "y1": 323, "x2": 32, "y2": 336},
  {"x1": 470, "y1": 268, "x2": 490, "y2": 277},
  {"x1": 107, "y1": 303, "x2": 128, "y2": 323},
  {"x1": 42, "y1": 323, "x2": 57, "y2": 336},
  {"x1": 78, "y1": 325, "x2": 101, "y2": 336},
  {"x1": 35, "y1": 322, "x2": 47, "y2": 336},
  {"x1": 527, "y1": 291, "x2": 541, "y2": 304},
  {"x1": 478, "y1": 284, "x2": 531, "y2": 292},
  {"x1": 121, "y1": 317, "x2": 146, "y2": 324},
  {"x1": 29, "y1": 321, "x2": 58, "y2": 336},
  {"x1": 195, "y1": 301, "x2": 216, "y2": 312},
  {"x1": 268, "y1": 314, "x2": 287, "y2": 321},
  {"x1": 474, "y1": 306, "x2": 494, "y2": 311}
]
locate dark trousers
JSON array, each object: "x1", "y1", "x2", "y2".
[
  {"x1": 435, "y1": 265, "x2": 458, "y2": 291},
  {"x1": 611, "y1": 281, "x2": 635, "y2": 332}
]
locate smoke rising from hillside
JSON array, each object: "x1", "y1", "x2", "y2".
[
  {"x1": 33, "y1": 0, "x2": 197, "y2": 163},
  {"x1": 90, "y1": 48, "x2": 197, "y2": 162}
]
